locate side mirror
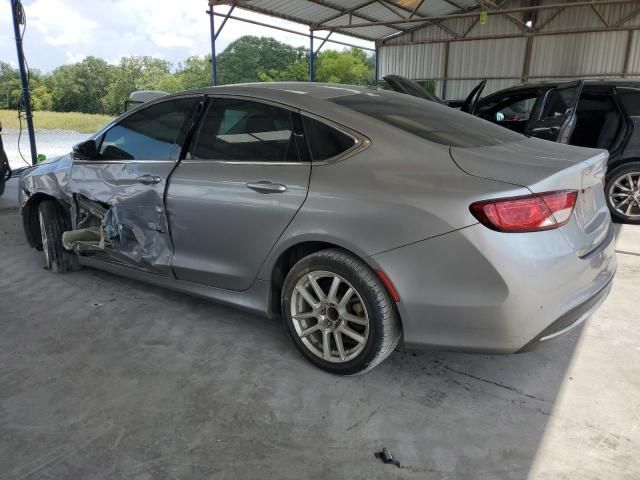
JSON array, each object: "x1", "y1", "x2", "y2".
[{"x1": 72, "y1": 139, "x2": 97, "y2": 160}]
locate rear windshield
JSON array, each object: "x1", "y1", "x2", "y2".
[{"x1": 329, "y1": 92, "x2": 524, "y2": 148}]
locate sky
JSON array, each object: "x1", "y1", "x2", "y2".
[{"x1": 0, "y1": 0, "x2": 373, "y2": 72}]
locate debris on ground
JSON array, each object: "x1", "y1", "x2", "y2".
[{"x1": 375, "y1": 448, "x2": 401, "y2": 468}]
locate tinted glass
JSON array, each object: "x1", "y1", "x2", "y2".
[
  {"x1": 192, "y1": 99, "x2": 298, "y2": 162},
  {"x1": 571, "y1": 93, "x2": 622, "y2": 149},
  {"x1": 618, "y1": 88, "x2": 640, "y2": 116},
  {"x1": 330, "y1": 91, "x2": 523, "y2": 147},
  {"x1": 100, "y1": 98, "x2": 197, "y2": 161},
  {"x1": 541, "y1": 87, "x2": 580, "y2": 119},
  {"x1": 478, "y1": 94, "x2": 537, "y2": 122},
  {"x1": 302, "y1": 116, "x2": 355, "y2": 161}
]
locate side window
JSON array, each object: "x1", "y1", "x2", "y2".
[
  {"x1": 476, "y1": 94, "x2": 538, "y2": 134},
  {"x1": 541, "y1": 88, "x2": 578, "y2": 119},
  {"x1": 618, "y1": 88, "x2": 640, "y2": 116},
  {"x1": 192, "y1": 99, "x2": 298, "y2": 162},
  {"x1": 99, "y1": 98, "x2": 197, "y2": 161},
  {"x1": 302, "y1": 116, "x2": 356, "y2": 161}
]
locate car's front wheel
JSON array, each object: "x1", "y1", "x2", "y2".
[
  {"x1": 281, "y1": 249, "x2": 401, "y2": 375},
  {"x1": 38, "y1": 200, "x2": 75, "y2": 273},
  {"x1": 606, "y1": 162, "x2": 640, "y2": 224}
]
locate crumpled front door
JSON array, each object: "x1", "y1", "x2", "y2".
[{"x1": 69, "y1": 161, "x2": 176, "y2": 276}]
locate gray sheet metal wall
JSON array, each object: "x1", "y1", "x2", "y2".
[{"x1": 379, "y1": 0, "x2": 640, "y2": 100}]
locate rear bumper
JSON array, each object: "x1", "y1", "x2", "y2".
[
  {"x1": 519, "y1": 276, "x2": 612, "y2": 351},
  {"x1": 369, "y1": 221, "x2": 617, "y2": 353}
]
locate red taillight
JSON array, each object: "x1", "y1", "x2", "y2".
[{"x1": 470, "y1": 190, "x2": 578, "y2": 233}]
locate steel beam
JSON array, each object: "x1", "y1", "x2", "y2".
[
  {"x1": 214, "y1": 3, "x2": 236, "y2": 41},
  {"x1": 374, "y1": 42, "x2": 380, "y2": 83},
  {"x1": 521, "y1": 34, "x2": 533, "y2": 82},
  {"x1": 309, "y1": 29, "x2": 315, "y2": 82},
  {"x1": 210, "y1": 11, "x2": 375, "y2": 51},
  {"x1": 325, "y1": 1, "x2": 639, "y2": 30},
  {"x1": 442, "y1": 41, "x2": 450, "y2": 99},
  {"x1": 208, "y1": 6, "x2": 217, "y2": 85},
  {"x1": 383, "y1": 24, "x2": 640, "y2": 47},
  {"x1": 314, "y1": 32, "x2": 332, "y2": 57},
  {"x1": 10, "y1": 0, "x2": 37, "y2": 165},
  {"x1": 623, "y1": 30, "x2": 634, "y2": 78}
]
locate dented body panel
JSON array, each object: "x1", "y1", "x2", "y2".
[{"x1": 69, "y1": 160, "x2": 176, "y2": 276}]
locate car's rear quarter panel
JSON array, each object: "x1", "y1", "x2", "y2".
[{"x1": 370, "y1": 221, "x2": 616, "y2": 352}]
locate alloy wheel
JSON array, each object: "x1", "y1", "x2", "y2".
[
  {"x1": 609, "y1": 172, "x2": 640, "y2": 219},
  {"x1": 290, "y1": 271, "x2": 369, "y2": 363}
]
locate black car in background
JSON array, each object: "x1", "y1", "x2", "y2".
[
  {"x1": 475, "y1": 80, "x2": 640, "y2": 224},
  {"x1": 387, "y1": 76, "x2": 640, "y2": 224}
]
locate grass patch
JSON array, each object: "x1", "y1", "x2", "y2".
[{"x1": 0, "y1": 110, "x2": 114, "y2": 133}]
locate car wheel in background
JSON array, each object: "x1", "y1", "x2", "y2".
[
  {"x1": 281, "y1": 249, "x2": 401, "y2": 375},
  {"x1": 606, "y1": 162, "x2": 640, "y2": 224}
]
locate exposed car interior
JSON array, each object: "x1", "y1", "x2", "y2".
[
  {"x1": 570, "y1": 92, "x2": 624, "y2": 150},
  {"x1": 476, "y1": 93, "x2": 538, "y2": 134}
]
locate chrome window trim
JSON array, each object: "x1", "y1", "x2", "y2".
[
  {"x1": 91, "y1": 94, "x2": 205, "y2": 162},
  {"x1": 72, "y1": 160, "x2": 177, "y2": 165},
  {"x1": 179, "y1": 160, "x2": 308, "y2": 166},
  {"x1": 91, "y1": 93, "x2": 206, "y2": 140},
  {"x1": 203, "y1": 93, "x2": 301, "y2": 113},
  {"x1": 182, "y1": 94, "x2": 304, "y2": 165}
]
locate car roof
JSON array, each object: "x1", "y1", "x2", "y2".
[
  {"x1": 161, "y1": 82, "x2": 412, "y2": 126},
  {"x1": 169, "y1": 82, "x2": 400, "y2": 113},
  {"x1": 489, "y1": 79, "x2": 640, "y2": 95},
  {"x1": 192, "y1": 81, "x2": 380, "y2": 99}
]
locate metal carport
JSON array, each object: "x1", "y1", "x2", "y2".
[{"x1": 208, "y1": 0, "x2": 640, "y2": 99}]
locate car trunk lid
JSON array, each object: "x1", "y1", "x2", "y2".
[{"x1": 450, "y1": 137, "x2": 610, "y2": 256}]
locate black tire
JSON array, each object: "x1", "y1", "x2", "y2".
[
  {"x1": 281, "y1": 249, "x2": 401, "y2": 375},
  {"x1": 0, "y1": 153, "x2": 7, "y2": 197},
  {"x1": 605, "y1": 161, "x2": 640, "y2": 225},
  {"x1": 37, "y1": 200, "x2": 77, "y2": 273}
]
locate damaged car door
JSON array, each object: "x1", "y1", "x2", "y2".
[
  {"x1": 69, "y1": 96, "x2": 201, "y2": 276},
  {"x1": 165, "y1": 97, "x2": 311, "y2": 291}
]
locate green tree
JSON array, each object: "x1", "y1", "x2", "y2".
[
  {"x1": 49, "y1": 56, "x2": 115, "y2": 113},
  {"x1": 257, "y1": 47, "x2": 375, "y2": 85},
  {"x1": 0, "y1": 62, "x2": 22, "y2": 109},
  {"x1": 216, "y1": 36, "x2": 307, "y2": 85},
  {"x1": 101, "y1": 56, "x2": 179, "y2": 115},
  {"x1": 176, "y1": 55, "x2": 212, "y2": 90},
  {"x1": 258, "y1": 60, "x2": 309, "y2": 82},
  {"x1": 315, "y1": 48, "x2": 373, "y2": 85},
  {"x1": 31, "y1": 84, "x2": 53, "y2": 111}
]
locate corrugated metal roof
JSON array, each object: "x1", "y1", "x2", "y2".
[
  {"x1": 378, "y1": 0, "x2": 640, "y2": 99},
  {"x1": 227, "y1": 0, "x2": 479, "y2": 41}
]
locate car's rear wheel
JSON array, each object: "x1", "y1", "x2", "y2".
[
  {"x1": 606, "y1": 162, "x2": 640, "y2": 224},
  {"x1": 281, "y1": 249, "x2": 400, "y2": 375},
  {"x1": 38, "y1": 200, "x2": 75, "y2": 273}
]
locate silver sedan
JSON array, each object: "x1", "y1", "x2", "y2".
[{"x1": 19, "y1": 83, "x2": 616, "y2": 374}]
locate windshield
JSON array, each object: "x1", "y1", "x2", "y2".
[{"x1": 330, "y1": 91, "x2": 524, "y2": 148}]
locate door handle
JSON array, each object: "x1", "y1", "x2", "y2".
[
  {"x1": 136, "y1": 174, "x2": 161, "y2": 185},
  {"x1": 246, "y1": 181, "x2": 287, "y2": 194}
]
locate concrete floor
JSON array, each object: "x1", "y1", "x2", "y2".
[{"x1": 1, "y1": 177, "x2": 639, "y2": 479}]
